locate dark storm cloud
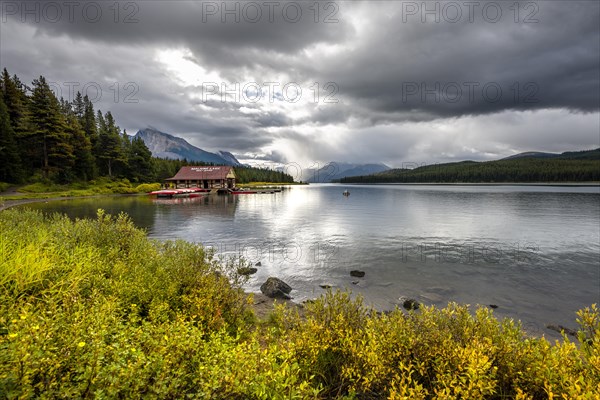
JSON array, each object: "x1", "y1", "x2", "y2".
[
  {"x1": 2, "y1": 1, "x2": 352, "y2": 73},
  {"x1": 12, "y1": 0, "x2": 598, "y2": 118},
  {"x1": 1, "y1": 0, "x2": 598, "y2": 164},
  {"x1": 319, "y1": 0, "x2": 600, "y2": 120}
]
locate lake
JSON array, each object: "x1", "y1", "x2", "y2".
[{"x1": 18, "y1": 184, "x2": 600, "y2": 338}]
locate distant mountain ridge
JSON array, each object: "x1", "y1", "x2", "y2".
[
  {"x1": 502, "y1": 148, "x2": 600, "y2": 160},
  {"x1": 340, "y1": 148, "x2": 600, "y2": 184},
  {"x1": 502, "y1": 151, "x2": 559, "y2": 160},
  {"x1": 304, "y1": 162, "x2": 390, "y2": 183},
  {"x1": 134, "y1": 128, "x2": 243, "y2": 166}
]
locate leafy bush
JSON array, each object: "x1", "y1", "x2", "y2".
[
  {"x1": 135, "y1": 183, "x2": 161, "y2": 193},
  {"x1": 0, "y1": 182, "x2": 11, "y2": 192},
  {"x1": 267, "y1": 291, "x2": 600, "y2": 399},
  {"x1": 4, "y1": 179, "x2": 152, "y2": 200},
  {"x1": 18, "y1": 182, "x2": 66, "y2": 193},
  {"x1": 1, "y1": 209, "x2": 598, "y2": 398}
]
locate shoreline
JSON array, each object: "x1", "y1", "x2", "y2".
[
  {"x1": 0, "y1": 193, "x2": 145, "y2": 212},
  {"x1": 340, "y1": 182, "x2": 600, "y2": 187}
]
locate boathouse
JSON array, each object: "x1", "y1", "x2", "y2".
[{"x1": 165, "y1": 166, "x2": 236, "y2": 189}]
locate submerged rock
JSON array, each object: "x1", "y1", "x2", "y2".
[
  {"x1": 402, "y1": 298, "x2": 420, "y2": 311},
  {"x1": 237, "y1": 267, "x2": 258, "y2": 276},
  {"x1": 489, "y1": 304, "x2": 498, "y2": 309},
  {"x1": 260, "y1": 277, "x2": 292, "y2": 299},
  {"x1": 320, "y1": 284, "x2": 332, "y2": 289},
  {"x1": 350, "y1": 270, "x2": 365, "y2": 278},
  {"x1": 546, "y1": 324, "x2": 577, "y2": 337}
]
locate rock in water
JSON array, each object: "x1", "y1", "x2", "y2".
[
  {"x1": 237, "y1": 267, "x2": 258, "y2": 276},
  {"x1": 350, "y1": 270, "x2": 365, "y2": 278},
  {"x1": 489, "y1": 304, "x2": 498, "y2": 309},
  {"x1": 403, "y1": 298, "x2": 420, "y2": 311},
  {"x1": 546, "y1": 324, "x2": 577, "y2": 337},
  {"x1": 255, "y1": 261, "x2": 262, "y2": 266},
  {"x1": 260, "y1": 277, "x2": 292, "y2": 299}
]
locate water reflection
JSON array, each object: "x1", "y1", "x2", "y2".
[
  {"x1": 17, "y1": 195, "x2": 159, "y2": 232},
  {"x1": 16, "y1": 184, "x2": 600, "y2": 340}
]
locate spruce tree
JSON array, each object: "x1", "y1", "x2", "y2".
[
  {"x1": 1, "y1": 69, "x2": 33, "y2": 174},
  {"x1": 29, "y1": 76, "x2": 75, "y2": 181},
  {"x1": 63, "y1": 105, "x2": 95, "y2": 181},
  {"x1": 0, "y1": 95, "x2": 23, "y2": 182},
  {"x1": 127, "y1": 135, "x2": 154, "y2": 182},
  {"x1": 73, "y1": 91, "x2": 85, "y2": 121},
  {"x1": 82, "y1": 96, "x2": 98, "y2": 150},
  {"x1": 96, "y1": 111, "x2": 125, "y2": 177}
]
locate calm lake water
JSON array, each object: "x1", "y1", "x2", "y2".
[{"x1": 19, "y1": 184, "x2": 600, "y2": 338}]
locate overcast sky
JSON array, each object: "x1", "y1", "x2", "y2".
[{"x1": 1, "y1": 0, "x2": 598, "y2": 168}]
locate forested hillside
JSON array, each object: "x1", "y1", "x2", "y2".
[
  {"x1": 340, "y1": 151, "x2": 600, "y2": 184},
  {"x1": 0, "y1": 69, "x2": 293, "y2": 186}
]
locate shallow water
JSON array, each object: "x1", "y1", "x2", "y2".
[{"x1": 19, "y1": 184, "x2": 600, "y2": 339}]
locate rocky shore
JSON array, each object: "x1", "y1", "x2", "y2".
[{"x1": 250, "y1": 271, "x2": 578, "y2": 338}]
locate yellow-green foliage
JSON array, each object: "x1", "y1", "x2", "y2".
[
  {"x1": 135, "y1": 183, "x2": 161, "y2": 193},
  {"x1": 269, "y1": 292, "x2": 599, "y2": 399},
  {"x1": 3, "y1": 179, "x2": 161, "y2": 200},
  {"x1": 1, "y1": 209, "x2": 598, "y2": 398}
]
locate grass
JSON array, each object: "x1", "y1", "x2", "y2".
[
  {"x1": 0, "y1": 179, "x2": 161, "y2": 201},
  {"x1": 1, "y1": 208, "x2": 598, "y2": 398}
]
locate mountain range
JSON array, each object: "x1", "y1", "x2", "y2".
[
  {"x1": 501, "y1": 149, "x2": 600, "y2": 161},
  {"x1": 339, "y1": 148, "x2": 600, "y2": 183},
  {"x1": 133, "y1": 128, "x2": 244, "y2": 166},
  {"x1": 132, "y1": 128, "x2": 598, "y2": 183},
  {"x1": 134, "y1": 128, "x2": 390, "y2": 181},
  {"x1": 303, "y1": 162, "x2": 390, "y2": 183}
]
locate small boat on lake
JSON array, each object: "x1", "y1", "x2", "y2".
[
  {"x1": 229, "y1": 188, "x2": 258, "y2": 194},
  {"x1": 149, "y1": 188, "x2": 207, "y2": 198},
  {"x1": 343, "y1": 190, "x2": 350, "y2": 196}
]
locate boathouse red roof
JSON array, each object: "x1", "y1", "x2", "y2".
[{"x1": 165, "y1": 166, "x2": 234, "y2": 181}]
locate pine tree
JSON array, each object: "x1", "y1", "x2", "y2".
[
  {"x1": 127, "y1": 135, "x2": 154, "y2": 182},
  {"x1": 63, "y1": 105, "x2": 95, "y2": 181},
  {"x1": 73, "y1": 91, "x2": 85, "y2": 121},
  {"x1": 29, "y1": 76, "x2": 75, "y2": 181},
  {"x1": 1, "y1": 68, "x2": 33, "y2": 174},
  {"x1": 96, "y1": 111, "x2": 126, "y2": 177},
  {"x1": 82, "y1": 96, "x2": 98, "y2": 154},
  {"x1": 0, "y1": 95, "x2": 23, "y2": 182},
  {"x1": 1, "y1": 69, "x2": 30, "y2": 135}
]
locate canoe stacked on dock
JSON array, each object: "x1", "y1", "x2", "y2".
[
  {"x1": 149, "y1": 187, "x2": 284, "y2": 198},
  {"x1": 149, "y1": 188, "x2": 208, "y2": 198},
  {"x1": 230, "y1": 188, "x2": 284, "y2": 194}
]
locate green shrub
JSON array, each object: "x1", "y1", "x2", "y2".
[
  {"x1": 1, "y1": 209, "x2": 598, "y2": 398},
  {"x1": 18, "y1": 182, "x2": 66, "y2": 193},
  {"x1": 0, "y1": 182, "x2": 11, "y2": 192},
  {"x1": 268, "y1": 291, "x2": 599, "y2": 399},
  {"x1": 135, "y1": 183, "x2": 161, "y2": 193}
]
